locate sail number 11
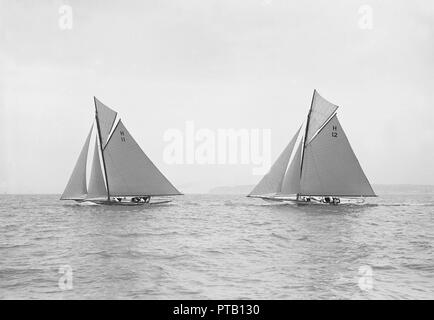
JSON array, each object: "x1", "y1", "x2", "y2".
[{"x1": 120, "y1": 131, "x2": 126, "y2": 142}]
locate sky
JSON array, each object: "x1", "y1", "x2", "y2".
[{"x1": 0, "y1": 0, "x2": 433, "y2": 194}]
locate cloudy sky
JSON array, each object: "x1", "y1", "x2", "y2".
[{"x1": 1, "y1": 0, "x2": 433, "y2": 194}]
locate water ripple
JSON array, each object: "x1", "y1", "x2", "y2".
[{"x1": 0, "y1": 193, "x2": 433, "y2": 299}]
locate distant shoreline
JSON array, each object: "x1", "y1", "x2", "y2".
[
  {"x1": 208, "y1": 184, "x2": 434, "y2": 195},
  {"x1": 1, "y1": 184, "x2": 434, "y2": 195}
]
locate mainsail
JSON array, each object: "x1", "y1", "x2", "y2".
[
  {"x1": 104, "y1": 120, "x2": 182, "y2": 196},
  {"x1": 300, "y1": 115, "x2": 375, "y2": 196},
  {"x1": 61, "y1": 125, "x2": 93, "y2": 200},
  {"x1": 249, "y1": 90, "x2": 376, "y2": 198}
]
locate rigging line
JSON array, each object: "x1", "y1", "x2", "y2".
[
  {"x1": 306, "y1": 111, "x2": 338, "y2": 145},
  {"x1": 94, "y1": 97, "x2": 110, "y2": 201},
  {"x1": 299, "y1": 90, "x2": 316, "y2": 188}
]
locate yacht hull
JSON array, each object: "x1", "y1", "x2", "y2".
[
  {"x1": 76, "y1": 199, "x2": 172, "y2": 206},
  {"x1": 255, "y1": 196, "x2": 364, "y2": 205}
]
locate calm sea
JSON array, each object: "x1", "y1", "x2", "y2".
[{"x1": 0, "y1": 191, "x2": 433, "y2": 299}]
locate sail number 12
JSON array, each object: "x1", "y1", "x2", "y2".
[{"x1": 332, "y1": 125, "x2": 338, "y2": 138}]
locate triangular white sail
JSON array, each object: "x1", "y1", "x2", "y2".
[
  {"x1": 94, "y1": 97, "x2": 117, "y2": 148},
  {"x1": 248, "y1": 127, "x2": 301, "y2": 196},
  {"x1": 87, "y1": 138, "x2": 107, "y2": 199},
  {"x1": 300, "y1": 115, "x2": 376, "y2": 196},
  {"x1": 61, "y1": 125, "x2": 93, "y2": 200},
  {"x1": 306, "y1": 90, "x2": 338, "y2": 143},
  {"x1": 104, "y1": 120, "x2": 182, "y2": 196},
  {"x1": 279, "y1": 139, "x2": 303, "y2": 195}
]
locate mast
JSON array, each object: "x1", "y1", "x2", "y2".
[
  {"x1": 94, "y1": 96, "x2": 111, "y2": 201},
  {"x1": 298, "y1": 89, "x2": 316, "y2": 199}
]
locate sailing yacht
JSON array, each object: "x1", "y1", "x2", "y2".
[
  {"x1": 248, "y1": 90, "x2": 376, "y2": 205},
  {"x1": 61, "y1": 97, "x2": 182, "y2": 205}
]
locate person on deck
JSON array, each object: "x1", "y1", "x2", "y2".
[{"x1": 140, "y1": 196, "x2": 150, "y2": 203}]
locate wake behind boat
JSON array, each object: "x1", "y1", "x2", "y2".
[
  {"x1": 248, "y1": 90, "x2": 376, "y2": 205},
  {"x1": 61, "y1": 97, "x2": 182, "y2": 205}
]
